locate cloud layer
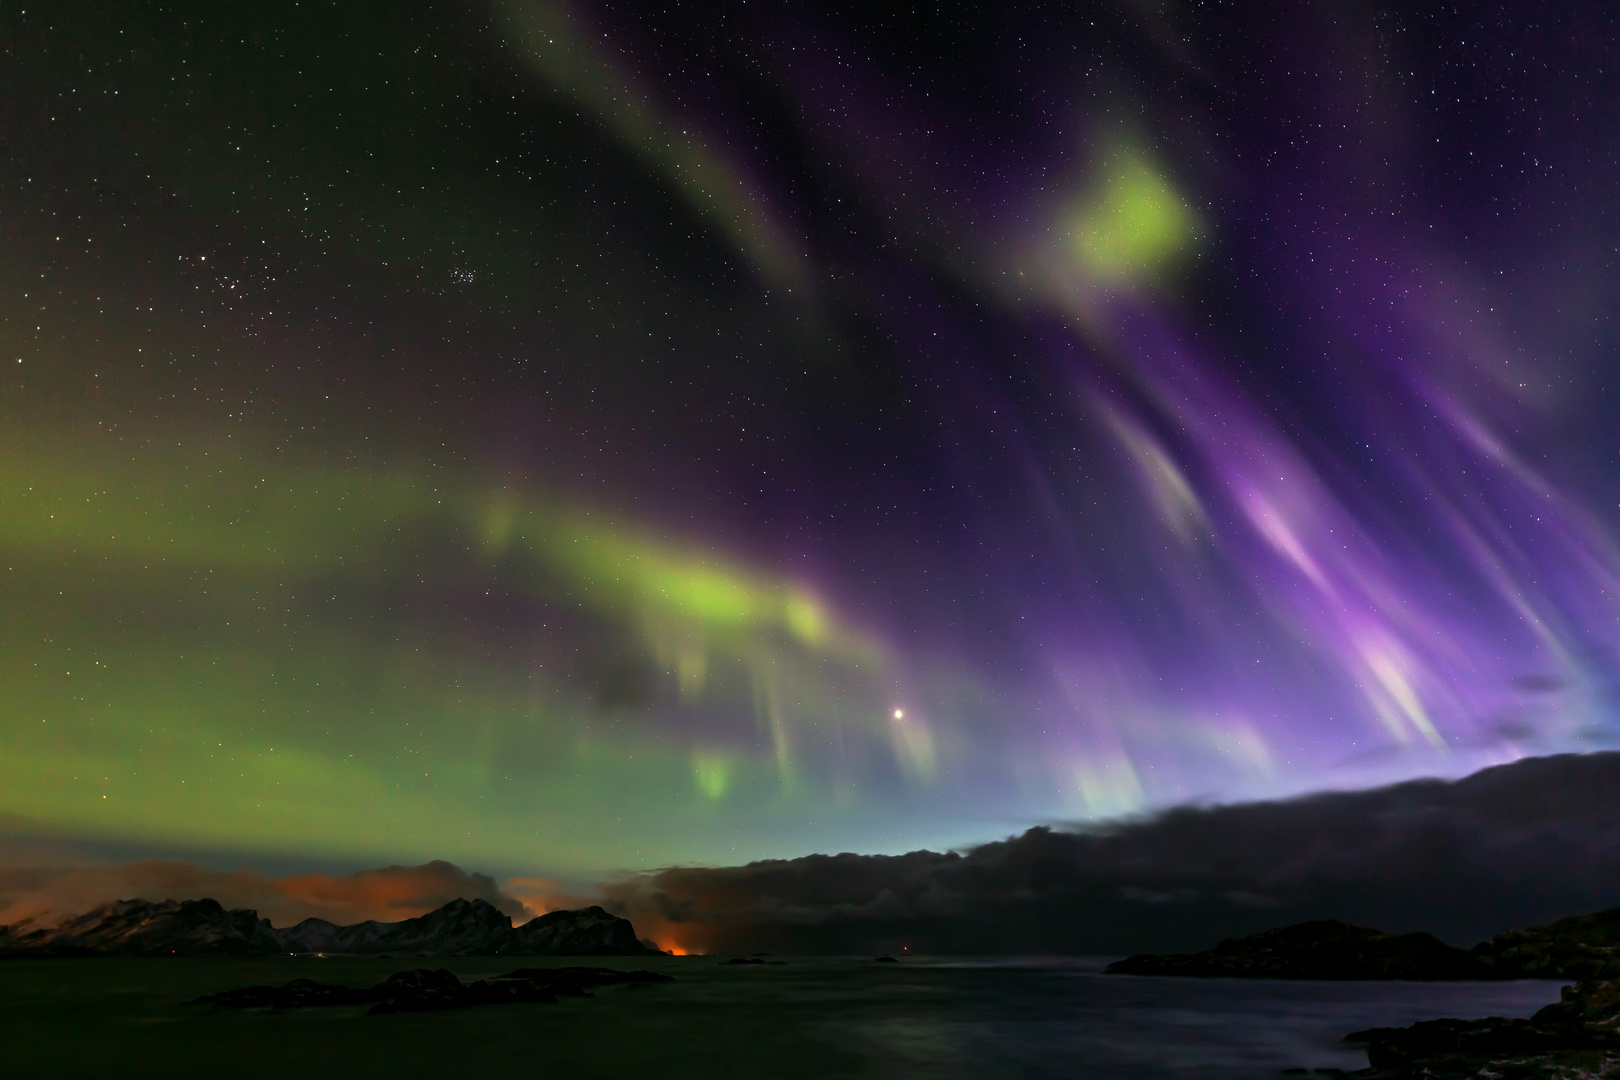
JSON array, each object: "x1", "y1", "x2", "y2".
[{"x1": 604, "y1": 753, "x2": 1620, "y2": 955}]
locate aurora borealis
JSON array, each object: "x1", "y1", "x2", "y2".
[{"x1": 2, "y1": 1, "x2": 1619, "y2": 881}]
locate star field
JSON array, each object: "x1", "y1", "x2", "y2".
[{"x1": 1, "y1": 0, "x2": 1618, "y2": 875}]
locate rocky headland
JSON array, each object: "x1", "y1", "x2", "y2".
[
  {"x1": 0, "y1": 896, "x2": 663, "y2": 958},
  {"x1": 1103, "y1": 909, "x2": 1620, "y2": 1076},
  {"x1": 1106, "y1": 920, "x2": 1492, "y2": 980},
  {"x1": 1472, "y1": 909, "x2": 1620, "y2": 980},
  {"x1": 1109, "y1": 908, "x2": 1620, "y2": 982}
]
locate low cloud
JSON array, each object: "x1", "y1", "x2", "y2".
[
  {"x1": 0, "y1": 860, "x2": 532, "y2": 929},
  {"x1": 504, "y1": 876, "x2": 595, "y2": 915},
  {"x1": 600, "y1": 752, "x2": 1620, "y2": 955}
]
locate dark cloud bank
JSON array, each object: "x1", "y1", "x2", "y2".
[{"x1": 602, "y1": 753, "x2": 1620, "y2": 955}]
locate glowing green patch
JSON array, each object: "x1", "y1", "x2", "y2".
[
  {"x1": 545, "y1": 523, "x2": 757, "y2": 625},
  {"x1": 0, "y1": 438, "x2": 915, "y2": 869},
  {"x1": 784, "y1": 593, "x2": 827, "y2": 645},
  {"x1": 1064, "y1": 151, "x2": 1200, "y2": 283},
  {"x1": 649, "y1": 564, "x2": 756, "y2": 624},
  {"x1": 539, "y1": 514, "x2": 878, "y2": 663}
]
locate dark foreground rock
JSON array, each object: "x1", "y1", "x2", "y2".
[
  {"x1": 1349, "y1": 1016, "x2": 1613, "y2": 1066},
  {"x1": 192, "y1": 977, "x2": 385, "y2": 1009},
  {"x1": 1107, "y1": 920, "x2": 1491, "y2": 980},
  {"x1": 1347, "y1": 1053, "x2": 1620, "y2": 1080},
  {"x1": 192, "y1": 966, "x2": 675, "y2": 1014},
  {"x1": 1340, "y1": 978, "x2": 1620, "y2": 1079},
  {"x1": 0, "y1": 897, "x2": 663, "y2": 958}
]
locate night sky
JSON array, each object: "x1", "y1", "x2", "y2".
[{"x1": 3, "y1": 0, "x2": 1618, "y2": 879}]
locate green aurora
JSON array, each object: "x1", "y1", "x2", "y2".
[
  {"x1": 7, "y1": 0, "x2": 1614, "y2": 890},
  {"x1": 0, "y1": 431, "x2": 930, "y2": 871}
]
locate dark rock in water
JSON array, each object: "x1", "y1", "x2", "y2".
[
  {"x1": 1473, "y1": 908, "x2": 1620, "y2": 980},
  {"x1": 1343, "y1": 978, "x2": 1620, "y2": 1078},
  {"x1": 367, "y1": 968, "x2": 557, "y2": 1013},
  {"x1": 371, "y1": 965, "x2": 679, "y2": 1012},
  {"x1": 723, "y1": 957, "x2": 767, "y2": 965},
  {"x1": 2, "y1": 896, "x2": 662, "y2": 958},
  {"x1": 192, "y1": 978, "x2": 383, "y2": 1009},
  {"x1": 874, "y1": 956, "x2": 899, "y2": 963},
  {"x1": 368, "y1": 968, "x2": 478, "y2": 1013},
  {"x1": 192, "y1": 965, "x2": 673, "y2": 1015},
  {"x1": 1106, "y1": 920, "x2": 1491, "y2": 980}
]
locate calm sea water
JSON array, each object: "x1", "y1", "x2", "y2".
[{"x1": 0, "y1": 955, "x2": 1566, "y2": 1079}]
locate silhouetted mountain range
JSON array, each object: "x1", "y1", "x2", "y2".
[{"x1": 0, "y1": 897, "x2": 662, "y2": 957}]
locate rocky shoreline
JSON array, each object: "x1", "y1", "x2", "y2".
[
  {"x1": 1101, "y1": 907, "x2": 1620, "y2": 1078},
  {"x1": 1334, "y1": 977, "x2": 1620, "y2": 1079}
]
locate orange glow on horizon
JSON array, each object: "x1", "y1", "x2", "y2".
[{"x1": 503, "y1": 876, "x2": 582, "y2": 920}]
